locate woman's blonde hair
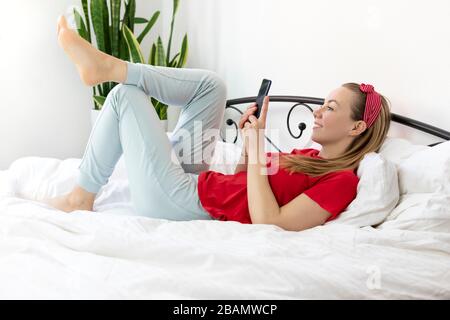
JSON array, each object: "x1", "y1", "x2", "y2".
[{"x1": 278, "y1": 82, "x2": 392, "y2": 177}]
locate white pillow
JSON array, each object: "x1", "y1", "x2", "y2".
[
  {"x1": 327, "y1": 152, "x2": 399, "y2": 227},
  {"x1": 379, "y1": 137, "x2": 450, "y2": 194},
  {"x1": 375, "y1": 139, "x2": 450, "y2": 232},
  {"x1": 378, "y1": 136, "x2": 429, "y2": 165},
  {"x1": 376, "y1": 192, "x2": 450, "y2": 233},
  {"x1": 391, "y1": 140, "x2": 450, "y2": 195}
]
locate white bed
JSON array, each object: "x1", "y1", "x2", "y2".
[
  {"x1": 1, "y1": 97, "x2": 449, "y2": 299},
  {"x1": 1, "y1": 137, "x2": 449, "y2": 299}
]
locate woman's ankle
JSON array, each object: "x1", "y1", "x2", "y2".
[
  {"x1": 109, "y1": 57, "x2": 128, "y2": 83},
  {"x1": 69, "y1": 186, "x2": 96, "y2": 206}
]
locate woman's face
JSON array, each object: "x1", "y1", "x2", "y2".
[{"x1": 311, "y1": 86, "x2": 363, "y2": 145}]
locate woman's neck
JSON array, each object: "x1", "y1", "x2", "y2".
[{"x1": 318, "y1": 137, "x2": 353, "y2": 159}]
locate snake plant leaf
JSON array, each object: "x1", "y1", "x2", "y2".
[
  {"x1": 155, "y1": 36, "x2": 166, "y2": 67},
  {"x1": 166, "y1": 0, "x2": 180, "y2": 65},
  {"x1": 92, "y1": 87, "x2": 97, "y2": 110},
  {"x1": 119, "y1": 31, "x2": 130, "y2": 61},
  {"x1": 122, "y1": 0, "x2": 130, "y2": 27},
  {"x1": 90, "y1": 0, "x2": 106, "y2": 52},
  {"x1": 96, "y1": 84, "x2": 104, "y2": 97},
  {"x1": 122, "y1": 24, "x2": 144, "y2": 63},
  {"x1": 134, "y1": 17, "x2": 148, "y2": 24},
  {"x1": 173, "y1": 0, "x2": 180, "y2": 16},
  {"x1": 149, "y1": 43, "x2": 156, "y2": 65},
  {"x1": 73, "y1": 8, "x2": 89, "y2": 41},
  {"x1": 128, "y1": 0, "x2": 136, "y2": 32},
  {"x1": 93, "y1": 95, "x2": 106, "y2": 108},
  {"x1": 150, "y1": 98, "x2": 168, "y2": 120},
  {"x1": 151, "y1": 97, "x2": 160, "y2": 112},
  {"x1": 159, "y1": 104, "x2": 168, "y2": 120},
  {"x1": 177, "y1": 34, "x2": 188, "y2": 68},
  {"x1": 81, "y1": 0, "x2": 91, "y2": 42},
  {"x1": 101, "y1": 0, "x2": 111, "y2": 55},
  {"x1": 169, "y1": 53, "x2": 180, "y2": 67},
  {"x1": 137, "y1": 10, "x2": 160, "y2": 44},
  {"x1": 110, "y1": 0, "x2": 121, "y2": 58},
  {"x1": 120, "y1": 0, "x2": 133, "y2": 62},
  {"x1": 90, "y1": 0, "x2": 110, "y2": 95},
  {"x1": 100, "y1": 0, "x2": 111, "y2": 96}
]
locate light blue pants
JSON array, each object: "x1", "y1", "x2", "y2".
[{"x1": 77, "y1": 62, "x2": 227, "y2": 220}]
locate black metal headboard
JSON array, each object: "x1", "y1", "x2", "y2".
[{"x1": 220, "y1": 95, "x2": 450, "y2": 150}]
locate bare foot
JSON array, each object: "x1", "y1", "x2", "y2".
[
  {"x1": 42, "y1": 192, "x2": 94, "y2": 213},
  {"x1": 56, "y1": 15, "x2": 113, "y2": 86}
]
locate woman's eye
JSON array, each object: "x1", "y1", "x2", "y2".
[{"x1": 327, "y1": 106, "x2": 333, "y2": 111}]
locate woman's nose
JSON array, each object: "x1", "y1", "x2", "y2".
[{"x1": 313, "y1": 106, "x2": 323, "y2": 118}]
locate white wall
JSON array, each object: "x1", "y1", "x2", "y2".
[
  {"x1": 165, "y1": 0, "x2": 450, "y2": 148},
  {"x1": 1, "y1": 0, "x2": 449, "y2": 169},
  {"x1": 0, "y1": 0, "x2": 162, "y2": 170}
]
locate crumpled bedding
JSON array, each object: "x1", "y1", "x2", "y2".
[{"x1": 0, "y1": 155, "x2": 449, "y2": 299}]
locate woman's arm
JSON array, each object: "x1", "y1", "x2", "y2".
[
  {"x1": 246, "y1": 139, "x2": 330, "y2": 229},
  {"x1": 234, "y1": 102, "x2": 259, "y2": 174},
  {"x1": 246, "y1": 134, "x2": 281, "y2": 224},
  {"x1": 243, "y1": 98, "x2": 330, "y2": 231},
  {"x1": 234, "y1": 146, "x2": 248, "y2": 174},
  {"x1": 241, "y1": 96, "x2": 281, "y2": 224}
]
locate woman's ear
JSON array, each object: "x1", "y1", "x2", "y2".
[{"x1": 350, "y1": 120, "x2": 367, "y2": 136}]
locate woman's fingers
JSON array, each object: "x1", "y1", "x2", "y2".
[
  {"x1": 246, "y1": 104, "x2": 257, "y2": 116},
  {"x1": 241, "y1": 115, "x2": 257, "y2": 131},
  {"x1": 239, "y1": 117, "x2": 247, "y2": 129},
  {"x1": 239, "y1": 114, "x2": 248, "y2": 128},
  {"x1": 239, "y1": 107, "x2": 257, "y2": 129},
  {"x1": 248, "y1": 115, "x2": 257, "y2": 123},
  {"x1": 238, "y1": 103, "x2": 259, "y2": 129},
  {"x1": 246, "y1": 106, "x2": 257, "y2": 116}
]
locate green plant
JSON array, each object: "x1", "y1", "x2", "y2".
[
  {"x1": 73, "y1": 0, "x2": 188, "y2": 120},
  {"x1": 123, "y1": 0, "x2": 188, "y2": 120}
]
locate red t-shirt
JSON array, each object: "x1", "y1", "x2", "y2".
[{"x1": 197, "y1": 148, "x2": 359, "y2": 224}]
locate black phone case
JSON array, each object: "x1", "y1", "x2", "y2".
[{"x1": 255, "y1": 79, "x2": 272, "y2": 118}]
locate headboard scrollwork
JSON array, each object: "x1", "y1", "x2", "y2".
[{"x1": 220, "y1": 95, "x2": 450, "y2": 150}]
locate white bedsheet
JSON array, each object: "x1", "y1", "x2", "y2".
[{"x1": 1, "y1": 156, "x2": 450, "y2": 299}]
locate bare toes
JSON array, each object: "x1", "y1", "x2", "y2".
[{"x1": 57, "y1": 15, "x2": 69, "y2": 32}]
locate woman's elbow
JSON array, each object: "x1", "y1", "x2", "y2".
[
  {"x1": 260, "y1": 215, "x2": 326, "y2": 232},
  {"x1": 250, "y1": 211, "x2": 283, "y2": 227}
]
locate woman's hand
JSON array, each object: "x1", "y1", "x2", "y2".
[{"x1": 238, "y1": 96, "x2": 270, "y2": 155}]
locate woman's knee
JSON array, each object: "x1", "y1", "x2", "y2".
[
  {"x1": 109, "y1": 83, "x2": 141, "y2": 99},
  {"x1": 205, "y1": 71, "x2": 227, "y2": 102},
  {"x1": 108, "y1": 84, "x2": 148, "y2": 115}
]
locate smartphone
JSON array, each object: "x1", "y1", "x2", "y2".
[{"x1": 254, "y1": 79, "x2": 272, "y2": 118}]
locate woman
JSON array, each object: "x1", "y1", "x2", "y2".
[{"x1": 44, "y1": 15, "x2": 391, "y2": 232}]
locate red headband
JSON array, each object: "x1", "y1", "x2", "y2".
[{"x1": 359, "y1": 83, "x2": 382, "y2": 129}]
